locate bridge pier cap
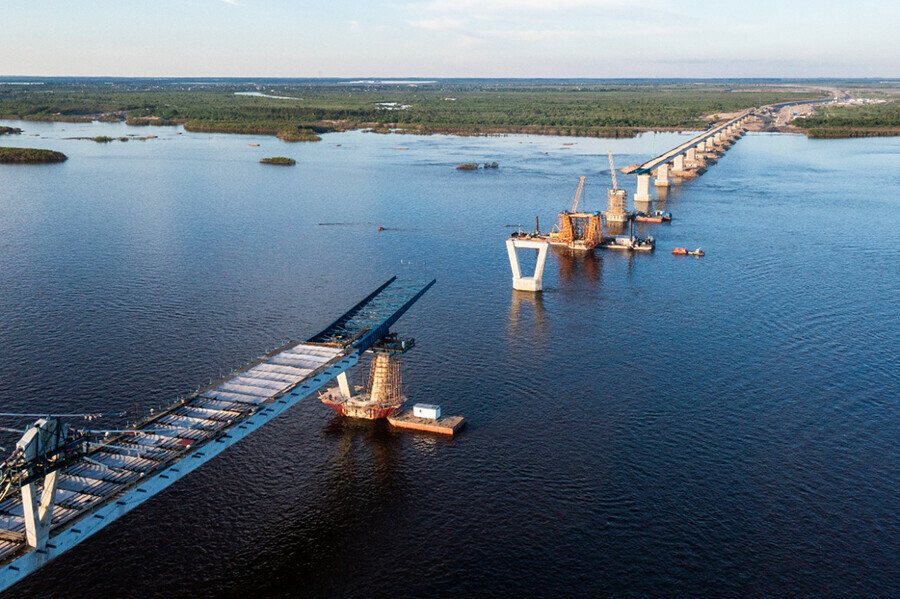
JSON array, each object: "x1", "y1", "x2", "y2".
[{"x1": 506, "y1": 238, "x2": 549, "y2": 292}]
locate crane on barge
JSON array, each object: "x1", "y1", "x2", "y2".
[{"x1": 547, "y1": 176, "x2": 603, "y2": 251}]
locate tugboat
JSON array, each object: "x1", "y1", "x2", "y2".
[
  {"x1": 688, "y1": 248, "x2": 705, "y2": 256},
  {"x1": 634, "y1": 210, "x2": 672, "y2": 223}
]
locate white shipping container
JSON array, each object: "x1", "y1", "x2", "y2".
[{"x1": 413, "y1": 403, "x2": 441, "y2": 420}]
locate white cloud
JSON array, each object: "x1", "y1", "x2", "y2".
[
  {"x1": 414, "y1": 0, "x2": 647, "y2": 13},
  {"x1": 404, "y1": 0, "x2": 662, "y2": 46},
  {"x1": 408, "y1": 18, "x2": 466, "y2": 31},
  {"x1": 349, "y1": 20, "x2": 360, "y2": 30},
  {"x1": 480, "y1": 28, "x2": 584, "y2": 42},
  {"x1": 219, "y1": 0, "x2": 240, "y2": 5}
]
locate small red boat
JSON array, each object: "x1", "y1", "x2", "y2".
[{"x1": 672, "y1": 247, "x2": 688, "y2": 255}]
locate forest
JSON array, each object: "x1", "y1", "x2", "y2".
[
  {"x1": 795, "y1": 101, "x2": 900, "y2": 138},
  {"x1": 0, "y1": 79, "x2": 827, "y2": 140}
]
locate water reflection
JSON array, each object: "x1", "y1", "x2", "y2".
[
  {"x1": 605, "y1": 220, "x2": 628, "y2": 237},
  {"x1": 507, "y1": 289, "x2": 547, "y2": 340},
  {"x1": 409, "y1": 433, "x2": 440, "y2": 455},
  {"x1": 554, "y1": 247, "x2": 603, "y2": 285},
  {"x1": 323, "y1": 416, "x2": 404, "y2": 489},
  {"x1": 633, "y1": 199, "x2": 653, "y2": 215},
  {"x1": 219, "y1": 417, "x2": 407, "y2": 597},
  {"x1": 654, "y1": 185, "x2": 670, "y2": 207}
]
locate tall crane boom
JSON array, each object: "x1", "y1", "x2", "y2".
[
  {"x1": 608, "y1": 150, "x2": 618, "y2": 190},
  {"x1": 571, "y1": 175, "x2": 586, "y2": 212}
]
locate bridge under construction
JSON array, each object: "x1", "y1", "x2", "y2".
[
  {"x1": 622, "y1": 110, "x2": 754, "y2": 201},
  {"x1": 0, "y1": 276, "x2": 435, "y2": 593}
]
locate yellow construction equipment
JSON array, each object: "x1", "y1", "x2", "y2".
[{"x1": 571, "y1": 175, "x2": 586, "y2": 212}]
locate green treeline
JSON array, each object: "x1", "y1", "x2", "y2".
[
  {"x1": 0, "y1": 80, "x2": 828, "y2": 139},
  {"x1": 796, "y1": 102, "x2": 900, "y2": 138},
  {"x1": 0, "y1": 147, "x2": 67, "y2": 163}
]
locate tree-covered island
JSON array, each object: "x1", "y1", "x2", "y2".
[
  {"x1": 0, "y1": 147, "x2": 67, "y2": 163},
  {"x1": 259, "y1": 156, "x2": 296, "y2": 165}
]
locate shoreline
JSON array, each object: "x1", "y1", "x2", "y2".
[{"x1": 2, "y1": 114, "x2": 897, "y2": 141}]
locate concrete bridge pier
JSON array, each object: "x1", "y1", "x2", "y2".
[
  {"x1": 635, "y1": 173, "x2": 652, "y2": 202},
  {"x1": 673, "y1": 153, "x2": 685, "y2": 172},
  {"x1": 506, "y1": 238, "x2": 549, "y2": 292},
  {"x1": 686, "y1": 147, "x2": 697, "y2": 163},
  {"x1": 654, "y1": 162, "x2": 671, "y2": 187},
  {"x1": 697, "y1": 140, "x2": 707, "y2": 152}
]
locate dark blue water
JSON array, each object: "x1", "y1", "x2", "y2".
[{"x1": 1, "y1": 121, "x2": 898, "y2": 598}]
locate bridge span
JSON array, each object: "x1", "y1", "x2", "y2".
[
  {"x1": 622, "y1": 111, "x2": 754, "y2": 202},
  {"x1": 0, "y1": 276, "x2": 434, "y2": 593}
]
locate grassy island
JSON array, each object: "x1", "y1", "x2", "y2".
[
  {"x1": 277, "y1": 127, "x2": 322, "y2": 142},
  {"x1": 0, "y1": 126, "x2": 23, "y2": 135},
  {"x1": 65, "y1": 136, "x2": 131, "y2": 143},
  {"x1": 0, "y1": 147, "x2": 67, "y2": 163},
  {"x1": 259, "y1": 156, "x2": 296, "y2": 165}
]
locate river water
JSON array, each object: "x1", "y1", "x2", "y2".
[{"x1": 0, "y1": 120, "x2": 897, "y2": 598}]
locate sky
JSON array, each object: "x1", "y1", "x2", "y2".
[{"x1": 2, "y1": 0, "x2": 897, "y2": 78}]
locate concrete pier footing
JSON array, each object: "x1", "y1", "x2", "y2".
[
  {"x1": 654, "y1": 162, "x2": 671, "y2": 187},
  {"x1": 635, "y1": 174, "x2": 652, "y2": 202},
  {"x1": 506, "y1": 238, "x2": 549, "y2": 292}
]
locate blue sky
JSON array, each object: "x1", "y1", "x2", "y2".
[{"x1": 3, "y1": 0, "x2": 897, "y2": 77}]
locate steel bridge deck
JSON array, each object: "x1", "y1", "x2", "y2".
[{"x1": 0, "y1": 276, "x2": 434, "y2": 592}]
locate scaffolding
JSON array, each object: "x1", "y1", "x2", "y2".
[
  {"x1": 366, "y1": 353, "x2": 403, "y2": 407},
  {"x1": 557, "y1": 212, "x2": 603, "y2": 250}
]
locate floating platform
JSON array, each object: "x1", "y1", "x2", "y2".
[
  {"x1": 598, "y1": 235, "x2": 655, "y2": 252},
  {"x1": 388, "y1": 409, "x2": 465, "y2": 435}
]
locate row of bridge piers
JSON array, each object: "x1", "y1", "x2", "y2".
[{"x1": 633, "y1": 115, "x2": 751, "y2": 202}]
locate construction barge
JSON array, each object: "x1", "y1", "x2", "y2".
[
  {"x1": 388, "y1": 404, "x2": 465, "y2": 435},
  {"x1": 520, "y1": 156, "x2": 654, "y2": 254},
  {"x1": 599, "y1": 235, "x2": 655, "y2": 251},
  {"x1": 0, "y1": 277, "x2": 435, "y2": 593},
  {"x1": 634, "y1": 210, "x2": 672, "y2": 223}
]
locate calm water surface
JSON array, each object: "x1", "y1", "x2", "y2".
[{"x1": 0, "y1": 121, "x2": 897, "y2": 598}]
